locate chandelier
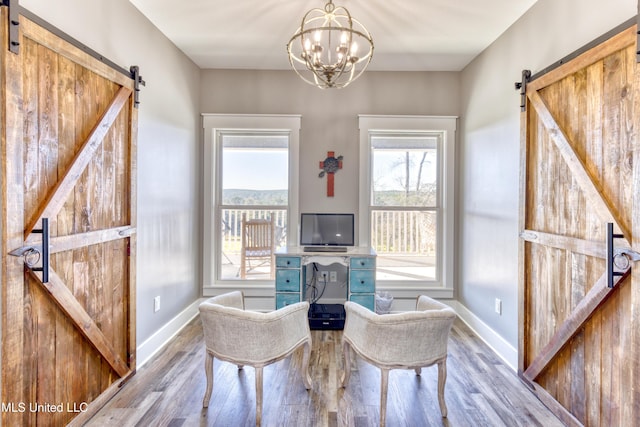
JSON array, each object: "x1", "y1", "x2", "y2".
[{"x1": 287, "y1": 0, "x2": 374, "y2": 89}]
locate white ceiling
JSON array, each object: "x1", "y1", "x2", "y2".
[{"x1": 129, "y1": 0, "x2": 538, "y2": 72}]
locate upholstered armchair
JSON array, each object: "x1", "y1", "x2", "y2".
[
  {"x1": 199, "y1": 291, "x2": 312, "y2": 425},
  {"x1": 341, "y1": 296, "x2": 456, "y2": 426}
]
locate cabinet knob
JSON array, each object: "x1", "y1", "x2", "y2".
[
  {"x1": 360, "y1": 280, "x2": 365, "y2": 284},
  {"x1": 286, "y1": 279, "x2": 290, "y2": 283},
  {"x1": 286, "y1": 261, "x2": 291, "y2": 265}
]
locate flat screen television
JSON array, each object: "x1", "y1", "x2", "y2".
[{"x1": 300, "y1": 213, "x2": 354, "y2": 247}]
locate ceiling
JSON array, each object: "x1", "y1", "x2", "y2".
[{"x1": 129, "y1": 0, "x2": 538, "y2": 72}]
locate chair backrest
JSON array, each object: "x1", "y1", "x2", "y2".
[
  {"x1": 343, "y1": 300, "x2": 456, "y2": 367},
  {"x1": 199, "y1": 292, "x2": 311, "y2": 365},
  {"x1": 242, "y1": 213, "x2": 275, "y2": 254}
]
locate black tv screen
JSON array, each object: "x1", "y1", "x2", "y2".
[{"x1": 300, "y1": 213, "x2": 354, "y2": 246}]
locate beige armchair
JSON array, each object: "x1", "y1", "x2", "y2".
[
  {"x1": 341, "y1": 296, "x2": 456, "y2": 426},
  {"x1": 199, "y1": 291, "x2": 312, "y2": 425}
]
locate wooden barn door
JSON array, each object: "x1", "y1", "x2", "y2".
[
  {"x1": 1, "y1": 9, "x2": 137, "y2": 426},
  {"x1": 519, "y1": 24, "x2": 640, "y2": 426}
]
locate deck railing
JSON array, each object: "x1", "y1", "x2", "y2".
[
  {"x1": 371, "y1": 210, "x2": 437, "y2": 256},
  {"x1": 221, "y1": 209, "x2": 288, "y2": 252},
  {"x1": 220, "y1": 209, "x2": 435, "y2": 256}
]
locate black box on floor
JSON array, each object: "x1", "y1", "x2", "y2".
[{"x1": 308, "y1": 303, "x2": 345, "y2": 330}]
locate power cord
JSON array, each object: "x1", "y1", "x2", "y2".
[{"x1": 307, "y1": 263, "x2": 327, "y2": 304}]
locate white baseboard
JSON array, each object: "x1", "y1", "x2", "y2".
[
  {"x1": 136, "y1": 298, "x2": 206, "y2": 369},
  {"x1": 453, "y1": 301, "x2": 517, "y2": 371}
]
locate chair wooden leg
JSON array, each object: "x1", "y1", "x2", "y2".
[
  {"x1": 240, "y1": 252, "x2": 246, "y2": 279},
  {"x1": 340, "y1": 341, "x2": 352, "y2": 387},
  {"x1": 301, "y1": 341, "x2": 312, "y2": 390},
  {"x1": 437, "y1": 359, "x2": 448, "y2": 418},
  {"x1": 203, "y1": 352, "x2": 214, "y2": 408},
  {"x1": 380, "y1": 368, "x2": 389, "y2": 427},
  {"x1": 255, "y1": 366, "x2": 263, "y2": 426}
]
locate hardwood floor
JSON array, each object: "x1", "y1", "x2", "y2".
[{"x1": 87, "y1": 317, "x2": 563, "y2": 427}]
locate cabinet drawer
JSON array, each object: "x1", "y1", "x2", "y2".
[
  {"x1": 276, "y1": 292, "x2": 301, "y2": 309},
  {"x1": 349, "y1": 269, "x2": 375, "y2": 293},
  {"x1": 275, "y1": 269, "x2": 300, "y2": 292},
  {"x1": 276, "y1": 256, "x2": 301, "y2": 268},
  {"x1": 350, "y1": 257, "x2": 375, "y2": 270},
  {"x1": 349, "y1": 294, "x2": 375, "y2": 311}
]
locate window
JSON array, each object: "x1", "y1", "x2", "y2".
[
  {"x1": 359, "y1": 116, "x2": 456, "y2": 297},
  {"x1": 218, "y1": 133, "x2": 288, "y2": 280},
  {"x1": 203, "y1": 115, "x2": 300, "y2": 293}
]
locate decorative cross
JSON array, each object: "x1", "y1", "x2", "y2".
[{"x1": 319, "y1": 151, "x2": 343, "y2": 197}]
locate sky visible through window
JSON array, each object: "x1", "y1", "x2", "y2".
[
  {"x1": 222, "y1": 148, "x2": 288, "y2": 191},
  {"x1": 373, "y1": 149, "x2": 437, "y2": 192}
]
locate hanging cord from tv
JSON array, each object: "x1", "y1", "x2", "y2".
[{"x1": 307, "y1": 263, "x2": 327, "y2": 304}]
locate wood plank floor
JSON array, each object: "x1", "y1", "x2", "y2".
[{"x1": 87, "y1": 317, "x2": 564, "y2": 427}]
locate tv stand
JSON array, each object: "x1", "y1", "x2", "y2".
[{"x1": 274, "y1": 247, "x2": 377, "y2": 313}]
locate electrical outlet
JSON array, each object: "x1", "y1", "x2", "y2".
[
  {"x1": 320, "y1": 271, "x2": 329, "y2": 281},
  {"x1": 154, "y1": 296, "x2": 161, "y2": 313},
  {"x1": 329, "y1": 271, "x2": 337, "y2": 282},
  {"x1": 494, "y1": 298, "x2": 502, "y2": 315}
]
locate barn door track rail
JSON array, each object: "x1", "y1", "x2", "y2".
[
  {"x1": 0, "y1": 1, "x2": 145, "y2": 106},
  {"x1": 516, "y1": 16, "x2": 639, "y2": 110}
]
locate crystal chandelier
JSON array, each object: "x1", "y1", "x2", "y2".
[{"x1": 287, "y1": 0, "x2": 374, "y2": 89}]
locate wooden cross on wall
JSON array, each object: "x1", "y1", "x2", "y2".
[{"x1": 318, "y1": 151, "x2": 343, "y2": 197}]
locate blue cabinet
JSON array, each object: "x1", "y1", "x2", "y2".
[
  {"x1": 348, "y1": 257, "x2": 376, "y2": 311},
  {"x1": 275, "y1": 269, "x2": 300, "y2": 292},
  {"x1": 275, "y1": 249, "x2": 377, "y2": 311},
  {"x1": 275, "y1": 255, "x2": 302, "y2": 309}
]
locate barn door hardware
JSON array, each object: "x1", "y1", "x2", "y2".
[
  {"x1": 130, "y1": 66, "x2": 145, "y2": 108},
  {"x1": 1, "y1": 0, "x2": 20, "y2": 54},
  {"x1": 606, "y1": 222, "x2": 640, "y2": 288},
  {"x1": 637, "y1": 0, "x2": 640, "y2": 62},
  {"x1": 8, "y1": 218, "x2": 49, "y2": 283},
  {"x1": 514, "y1": 69, "x2": 531, "y2": 112}
]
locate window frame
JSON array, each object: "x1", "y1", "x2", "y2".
[
  {"x1": 202, "y1": 114, "x2": 301, "y2": 298},
  {"x1": 358, "y1": 115, "x2": 457, "y2": 299}
]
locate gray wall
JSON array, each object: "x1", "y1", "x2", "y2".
[
  {"x1": 458, "y1": 0, "x2": 636, "y2": 347},
  {"x1": 200, "y1": 69, "x2": 459, "y2": 225},
  {"x1": 21, "y1": 0, "x2": 202, "y2": 345}
]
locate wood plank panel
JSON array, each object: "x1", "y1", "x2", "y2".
[
  {"x1": 2, "y1": 13, "x2": 137, "y2": 425},
  {"x1": 520, "y1": 24, "x2": 639, "y2": 426},
  {"x1": 24, "y1": 85, "x2": 131, "y2": 238},
  {"x1": 626, "y1": 36, "x2": 640, "y2": 426},
  {"x1": 528, "y1": 89, "x2": 629, "y2": 240}
]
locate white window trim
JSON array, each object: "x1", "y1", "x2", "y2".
[
  {"x1": 202, "y1": 114, "x2": 301, "y2": 298},
  {"x1": 358, "y1": 115, "x2": 457, "y2": 299}
]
